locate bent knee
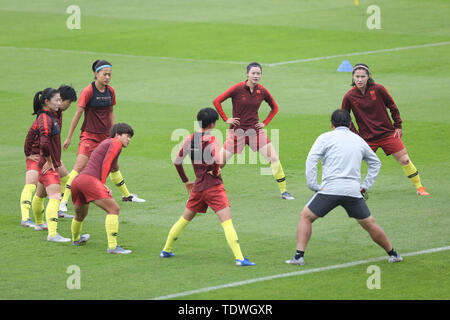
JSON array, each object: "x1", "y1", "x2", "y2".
[
  {"x1": 358, "y1": 216, "x2": 376, "y2": 230},
  {"x1": 300, "y1": 206, "x2": 317, "y2": 222}
]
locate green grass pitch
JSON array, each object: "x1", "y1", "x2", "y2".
[{"x1": 0, "y1": 0, "x2": 449, "y2": 300}]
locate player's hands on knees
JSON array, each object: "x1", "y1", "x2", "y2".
[
  {"x1": 255, "y1": 122, "x2": 266, "y2": 129},
  {"x1": 185, "y1": 181, "x2": 194, "y2": 194},
  {"x1": 393, "y1": 128, "x2": 402, "y2": 138},
  {"x1": 105, "y1": 185, "x2": 113, "y2": 196},
  {"x1": 226, "y1": 118, "x2": 240, "y2": 126},
  {"x1": 63, "y1": 138, "x2": 71, "y2": 150},
  {"x1": 42, "y1": 161, "x2": 55, "y2": 174}
]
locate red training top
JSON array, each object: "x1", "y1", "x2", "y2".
[
  {"x1": 25, "y1": 110, "x2": 63, "y2": 157},
  {"x1": 341, "y1": 83, "x2": 402, "y2": 141},
  {"x1": 81, "y1": 138, "x2": 122, "y2": 184},
  {"x1": 78, "y1": 82, "x2": 116, "y2": 135},
  {"x1": 36, "y1": 110, "x2": 62, "y2": 169},
  {"x1": 213, "y1": 80, "x2": 279, "y2": 131},
  {"x1": 24, "y1": 120, "x2": 39, "y2": 157},
  {"x1": 174, "y1": 132, "x2": 222, "y2": 192}
]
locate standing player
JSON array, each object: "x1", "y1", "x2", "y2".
[
  {"x1": 213, "y1": 62, "x2": 294, "y2": 200},
  {"x1": 32, "y1": 88, "x2": 71, "y2": 242},
  {"x1": 160, "y1": 108, "x2": 255, "y2": 266},
  {"x1": 286, "y1": 110, "x2": 403, "y2": 265},
  {"x1": 70, "y1": 123, "x2": 135, "y2": 254},
  {"x1": 21, "y1": 85, "x2": 77, "y2": 229},
  {"x1": 341, "y1": 63, "x2": 429, "y2": 196},
  {"x1": 60, "y1": 60, "x2": 145, "y2": 217}
]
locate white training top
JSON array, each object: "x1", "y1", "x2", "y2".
[{"x1": 305, "y1": 126, "x2": 381, "y2": 198}]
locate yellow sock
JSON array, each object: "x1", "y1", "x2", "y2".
[
  {"x1": 110, "y1": 170, "x2": 131, "y2": 197},
  {"x1": 61, "y1": 170, "x2": 79, "y2": 203},
  {"x1": 32, "y1": 194, "x2": 45, "y2": 225},
  {"x1": 105, "y1": 214, "x2": 119, "y2": 250},
  {"x1": 71, "y1": 219, "x2": 83, "y2": 241},
  {"x1": 221, "y1": 219, "x2": 244, "y2": 260},
  {"x1": 271, "y1": 160, "x2": 287, "y2": 193},
  {"x1": 46, "y1": 199, "x2": 61, "y2": 237},
  {"x1": 60, "y1": 174, "x2": 69, "y2": 197},
  {"x1": 401, "y1": 161, "x2": 423, "y2": 189},
  {"x1": 20, "y1": 184, "x2": 36, "y2": 221},
  {"x1": 162, "y1": 216, "x2": 190, "y2": 252}
]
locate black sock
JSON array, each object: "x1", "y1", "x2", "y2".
[
  {"x1": 295, "y1": 250, "x2": 304, "y2": 259},
  {"x1": 387, "y1": 248, "x2": 397, "y2": 257}
]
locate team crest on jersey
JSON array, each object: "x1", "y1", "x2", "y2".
[{"x1": 370, "y1": 90, "x2": 376, "y2": 101}]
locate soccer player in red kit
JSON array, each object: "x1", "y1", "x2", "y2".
[
  {"x1": 213, "y1": 62, "x2": 294, "y2": 200},
  {"x1": 31, "y1": 88, "x2": 71, "y2": 242},
  {"x1": 25, "y1": 85, "x2": 77, "y2": 231},
  {"x1": 341, "y1": 63, "x2": 429, "y2": 196},
  {"x1": 70, "y1": 123, "x2": 134, "y2": 254},
  {"x1": 160, "y1": 108, "x2": 255, "y2": 266},
  {"x1": 60, "y1": 60, "x2": 144, "y2": 216},
  {"x1": 21, "y1": 85, "x2": 77, "y2": 229}
]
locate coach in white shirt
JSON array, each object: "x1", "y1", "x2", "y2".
[{"x1": 286, "y1": 109, "x2": 403, "y2": 265}]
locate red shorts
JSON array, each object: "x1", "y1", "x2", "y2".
[
  {"x1": 71, "y1": 174, "x2": 112, "y2": 206},
  {"x1": 186, "y1": 184, "x2": 230, "y2": 213},
  {"x1": 367, "y1": 133, "x2": 405, "y2": 156},
  {"x1": 26, "y1": 158, "x2": 39, "y2": 172},
  {"x1": 77, "y1": 131, "x2": 109, "y2": 157},
  {"x1": 38, "y1": 169, "x2": 60, "y2": 188},
  {"x1": 223, "y1": 128, "x2": 270, "y2": 154}
]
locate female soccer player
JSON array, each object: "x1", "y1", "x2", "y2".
[
  {"x1": 60, "y1": 60, "x2": 145, "y2": 216},
  {"x1": 69, "y1": 123, "x2": 135, "y2": 254},
  {"x1": 20, "y1": 85, "x2": 77, "y2": 228},
  {"x1": 32, "y1": 88, "x2": 71, "y2": 242},
  {"x1": 160, "y1": 108, "x2": 255, "y2": 266},
  {"x1": 341, "y1": 63, "x2": 429, "y2": 196},
  {"x1": 213, "y1": 62, "x2": 294, "y2": 200}
]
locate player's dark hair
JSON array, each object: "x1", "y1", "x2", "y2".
[
  {"x1": 58, "y1": 85, "x2": 77, "y2": 102},
  {"x1": 92, "y1": 60, "x2": 112, "y2": 73},
  {"x1": 197, "y1": 107, "x2": 219, "y2": 129},
  {"x1": 351, "y1": 63, "x2": 375, "y2": 86},
  {"x1": 32, "y1": 88, "x2": 58, "y2": 115},
  {"x1": 110, "y1": 123, "x2": 134, "y2": 138},
  {"x1": 331, "y1": 109, "x2": 351, "y2": 128},
  {"x1": 246, "y1": 62, "x2": 262, "y2": 73}
]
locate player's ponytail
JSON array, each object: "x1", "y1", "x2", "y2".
[
  {"x1": 33, "y1": 91, "x2": 44, "y2": 115},
  {"x1": 32, "y1": 88, "x2": 58, "y2": 115}
]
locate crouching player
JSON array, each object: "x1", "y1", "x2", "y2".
[
  {"x1": 70, "y1": 123, "x2": 134, "y2": 254},
  {"x1": 160, "y1": 108, "x2": 255, "y2": 266}
]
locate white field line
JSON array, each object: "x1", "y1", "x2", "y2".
[
  {"x1": 1, "y1": 41, "x2": 450, "y2": 67},
  {"x1": 0, "y1": 46, "x2": 249, "y2": 65},
  {"x1": 151, "y1": 245, "x2": 450, "y2": 300},
  {"x1": 266, "y1": 41, "x2": 450, "y2": 66}
]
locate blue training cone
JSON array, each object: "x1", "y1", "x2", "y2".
[{"x1": 337, "y1": 60, "x2": 353, "y2": 72}]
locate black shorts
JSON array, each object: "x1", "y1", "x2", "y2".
[{"x1": 306, "y1": 193, "x2": 371, "y2": 219}]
